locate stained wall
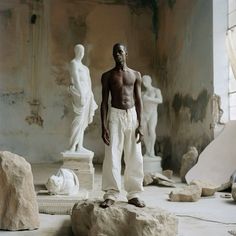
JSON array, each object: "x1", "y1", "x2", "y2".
[
  {"x1": 0, "y1": 0, "x2": 156, "y2": 163},
  {"x1": 0, "y1": 0, "x2": 216, "y2": 171},
  {"x1": 155, "y1": 0, "x2": 214, "y2": 171}
]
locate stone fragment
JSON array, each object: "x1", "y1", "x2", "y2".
[
  {"x1": 180, "y1": 146, "x2": 198, "y2": 182},
  {"x1": 186, "y1": 121, "x2": 236, "y2": 190},
  {"x1": 143, "y1": 172, "x2": 175, "y2": 187},
  {"x1": 143, "y1": 173, "x2": 153, "y2": 186},
  {"x1": 169, "y1": 184, "x2": 202, "y2": 202},
  {"x1": 0, "y1": 151, "x2": 40, "y2": 231},
  {"x1": 71, "y1": 200, "x2": 178, "y2": 236},
  {"x1": 158, "y1": 180, "x2": 175, "y2": 187},
  {"x1": 190, "y1": 180, "x2": 218, "y2": 196},
  {"x1": 232, "y1": 183, "x2": 236, "y2": 202},
  {"x1": 162, "y1": 170, "x2": 173, "y2": 179}
]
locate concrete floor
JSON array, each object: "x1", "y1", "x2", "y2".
[{"x1": 0, "y1": 163, "x2": 236, "y2": 236}]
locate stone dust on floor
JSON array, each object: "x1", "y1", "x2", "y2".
[{"x1": 0, "y1": 163, "x2": 235, "y2": 236}]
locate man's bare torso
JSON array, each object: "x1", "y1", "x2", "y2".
[{"x1": 103, "y1": 67, "x2": 138, "y2": 110}]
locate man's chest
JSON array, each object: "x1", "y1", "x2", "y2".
[{"x1": 109, "y1": 72, "x2": 135, "y2": 88}]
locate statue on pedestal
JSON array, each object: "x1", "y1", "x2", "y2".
[
  {"x1": 68, "y1": 44, "x2": 98, "y2": 153},
  {"x1": 142, "y1": 75, "x2": 162, "y2": 158}
]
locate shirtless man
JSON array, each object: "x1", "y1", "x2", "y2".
[{"x1": 100, "y1": 43, "x2": 145, "y2": 208}]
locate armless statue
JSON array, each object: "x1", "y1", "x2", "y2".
[
  {"x1": 68, "y1": 44, "x2": 98, "y2": 153},
  {"x1": 142, "y1": 75, "x2": 162, "y2": 158}
]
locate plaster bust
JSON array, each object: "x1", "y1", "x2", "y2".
[
  {"x1": 68, "y1": 44, "x2": 98, "y2": 153},
  {"x1": 46, "y1": 168, "x2": 79, "y2": 195},
  {"x1": 142, "y1": 75, "x2": 163, "y2": 158}
]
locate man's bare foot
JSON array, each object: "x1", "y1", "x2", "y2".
[
  {"x1": 99, "y1": 199, "x2": 115, "y2": 208},
  {"x1": 128, "y1": 198, "x2": 145, "y2": 208}
]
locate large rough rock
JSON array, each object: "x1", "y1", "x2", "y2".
[
  {"x1": 180, "y1": 147, "x2": 198, "y2": 183},
  {"x1": 71, "y1": 200, "x2": 178, "y2": 236},
  {"x1": 0, "y1": 151, "x2": 40, "y2": 230},
  {"x1": 169, "y1": 185, "x2": 202, "y2": 202}
]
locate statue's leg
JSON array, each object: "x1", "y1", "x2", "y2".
[{"x1": 149, "y1": 112, "x2": 157, "y2": 157}]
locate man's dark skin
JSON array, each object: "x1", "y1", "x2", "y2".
[{"x1": 100, "y1": 43, "x2": 145, "y2": 208}]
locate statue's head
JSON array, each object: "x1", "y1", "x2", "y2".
[
  {"x1": 74, "y1": 44, "x2": 84, "y2": 60},
  {"x1": 113, "y1": 43, "x2": 127, "y2": 64},
  {"x1": 142, "y1": 75, "x2": 152, "y2": 88}
]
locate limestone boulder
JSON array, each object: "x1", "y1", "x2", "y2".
[
  {"x1": 0, "y1": 151, "x2": 39, "y2": 230},
  {"x1": 71, "y1": 200, "x2": 178, "y2": 236},
  {"x1": 190, "y1": 180, "x2": 218, "y2": 196},
  {"x1": 169, "y1": 184, "x2": 202, "y2": 202},
  {"x1": 180, "y1": 146, "x2": 198, "y2": 183}
]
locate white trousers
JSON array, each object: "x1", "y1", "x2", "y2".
[{"x1": 102, "y1": 107, "x2": 144, "y2": 201}]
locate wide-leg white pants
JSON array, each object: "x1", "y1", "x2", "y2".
[{"x1": 102, "y1": 107, "x2": 144, "y2": 201}]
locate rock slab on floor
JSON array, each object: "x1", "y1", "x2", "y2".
[
  {"x1": 186, "y1": 121, "x2": 236, "y2": 190},
  {"x1": 169, "y1": 184, "x2": 202, "y2": 202},
  {"x1": 71, "y1": 200, "x2": 178, "y2": 236},
  {"x1": 143, "y1": 172, "x2": 175, "y2": 187},
  {"x1": 0, "y1": 151, "x2": 40, "y2": 230}
]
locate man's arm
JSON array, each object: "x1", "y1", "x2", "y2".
[
  {"x1": 134, "y1": 72, "x2": 143, "y2": 143},
  {"x1": 100, "y1": 73, "x2": 110, "y2": 145}
]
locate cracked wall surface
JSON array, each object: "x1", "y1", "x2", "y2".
[{"x1": 155, "y1": 0, "x2": 214, "y2": 171}]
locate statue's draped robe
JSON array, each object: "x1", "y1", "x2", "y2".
[{"x1": 69, "y1": 85, "x2": 98, "y2": 148}]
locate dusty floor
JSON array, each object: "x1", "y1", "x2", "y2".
[{"x1": 0, "y1": 163, "x2": 236, "y2": 236}]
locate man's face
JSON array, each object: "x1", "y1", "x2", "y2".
[{"x1": 113, "y1": 45, "x2": 127, "y2": 64}]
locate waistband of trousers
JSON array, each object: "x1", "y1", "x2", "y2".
[{"x1": 110, "y1": 106, "x2": 135, "y2": 114}]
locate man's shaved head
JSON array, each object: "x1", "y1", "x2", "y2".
[{"x1": 113, "y1": 43, "x2": 127, "y2": 53}]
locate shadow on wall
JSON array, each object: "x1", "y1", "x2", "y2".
[{"x1": 172, "y1": 89, "x2": 210, "y2": 123}]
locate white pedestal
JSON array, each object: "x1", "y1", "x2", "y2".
[
  {"x1": 143, "y1": 156, "x2": 162, "y2": 173},
  {"x1": 61, "y1": 151, "x2": 94, "y2": 190}
]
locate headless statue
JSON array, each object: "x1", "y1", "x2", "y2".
[
  {"x1": 68, "y1": 44, "x2": 98, "y2": 153},
  {"x1": 142, "y1": 75, "x2": 163, "y2": 158}
]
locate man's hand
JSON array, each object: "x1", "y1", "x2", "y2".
[
  {"x1": 102, "y1": 127, "x2": 110, "y2": 145},
  {"x1": 135, "y1": 126, "x2": 143, "y2": 143}
]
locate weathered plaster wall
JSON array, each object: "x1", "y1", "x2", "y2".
[
  {"x1": 155, "y1": 0, "x2": 214, "y2": 171},
  {"x1": 0, "y1": 0, "x2": 156, "y2": 163},
  {"x1": 213, "y1": 0, "x2": 228, "y2": 125}
]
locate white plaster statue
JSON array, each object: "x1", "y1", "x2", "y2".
[
  {"x1": 68, "y1": 44, "x2": 98, "y2": 153},
  {"x1": 46, "y1": 168, "x2": 79, "y2": 195},
  {"x1": 142, "y1": 75, "x2": 163, "y2": 158}
]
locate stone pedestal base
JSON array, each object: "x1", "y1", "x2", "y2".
[
  {"x1": 143, "y1": 156, "x2": 162, "y2": 173},
  {"x1": 61, "y1": 151, "x2": 94, "y2": 190}
]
